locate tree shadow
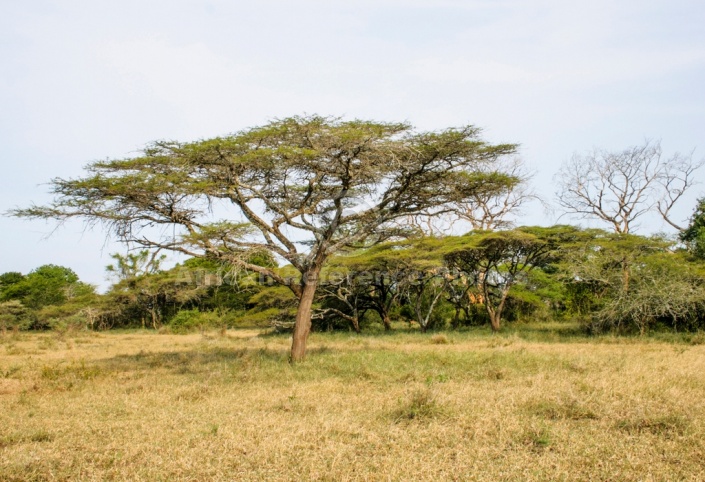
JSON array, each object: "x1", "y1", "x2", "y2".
[{"x1": 93, "y1": 345, "x2": 289, "y2": 376}]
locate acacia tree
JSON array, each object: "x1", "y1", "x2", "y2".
[
  {"x1": 14, "y1": 116, "x2": 516, "y2": 361},
  {"x1": 315, "y1": 267, "x2": 368, "y2": 333},
  {"x1": 444, "y1": 230, "x2": 554, "y2": 331},
  {"x1": 106, "y1": 250, "x2": 166, "y2": 282},
  {"x1": 555, "y1": 141, "x2": 703, "y2": 234},
  {"x1": 555, "y1": 229, "x2": 705, "y2": 333}
]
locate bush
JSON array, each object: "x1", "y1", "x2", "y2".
[
  {"x1": 48, "y1": 313, "x2": 87, "y2": 335},
  {"x1": 0, "y1": 300, "x2": 32, "y2": 333},
  {"x1": 167, "y1": 310, "x2": 221, "y2": 333}
]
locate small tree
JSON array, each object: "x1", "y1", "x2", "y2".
[
  {"x1": 13, "y1": 116, "x2": 517, "y2": 361},
  {"x1": 315, "y1": 267, "x2": 368, "y2": 333},
  {"x1": 106, "y1": 250, "x2": 166, "y2": 282},
  {"x1": 444, "y1": 230, "x2": 554, "y2": 331},
  {"x1": 0, "y1": 300, "x2": 30, "y2": 334}
]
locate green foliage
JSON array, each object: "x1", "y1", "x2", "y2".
[
  {"x1": 167, "y1": 310, "x2": 222, "y2": 333},
  {"x1": 239, "y1": 285, "x2": 299, "y2": 329},
  {"x1": 0, "y1": 272, "x2": 24, "y2": 289},
  {"x1": 6, "y1": 224, "x2": 705, "y2": 338},
  {"x1": 0, "y1": 300, "x2": 31, "y2": 332},
  {"x1": 444, "y1": 229, "x2": 555, "y2": 330},
  {"x1": 590, "y1": 252, "x2": 705, "y2": 334},
  {"x1": 681, "y1": 197, "x2": 705, "y2": 259},
  {"x1": 0, "y1": 265, "x2": 96, "y2": 330},
  {"x1": 0, "y1": 265, "x2": 93, "y2": 310},
  {"x1": 554, "y1": 229, "x2": 705, "y2": 333}
]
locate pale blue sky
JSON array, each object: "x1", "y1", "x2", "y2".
[{"x1": 1, "y1": 0, "x2": 704, "y2": 290}]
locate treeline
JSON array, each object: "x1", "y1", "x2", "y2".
[{"x1": 2, "y1": 221, "x2": 705, "y2": 336}]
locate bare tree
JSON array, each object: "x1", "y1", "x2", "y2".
[
  {"x1": 453, "y1": 156, "x2": 539, "y2": 231},
  {"x1": 555, "y1": 140, "x2": 703, "y2": 234},
  {"x1": 656, "y1": 151, "x2": 705, "y2": 231}
]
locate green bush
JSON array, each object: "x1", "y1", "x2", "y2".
[
  {"x1": 0, "y1": 300, "x2": 32, "y2": 333},
  {"x1": 167, "y1": 310, "x2": 221, "y2": 333}
]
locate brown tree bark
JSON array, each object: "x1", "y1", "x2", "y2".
[
  {"x1": 489, "y1": 312, "x2": 501, "y2": 332},
  {"x1": 350, "y1": 312, "x2": 361, "y2": 334},
  {"x1": 290, "y1": 268, "x2": 321, "y2": 363}
]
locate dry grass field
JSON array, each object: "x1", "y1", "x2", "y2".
[{"x1": 1, "y1": 326, "x2": 705, "y2": 481}]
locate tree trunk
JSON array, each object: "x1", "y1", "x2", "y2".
[
  {"x1": 622, "y1": 257, "x2": 630, "y2": 292},
  {"x1": 462, "y1": 306, "x2": 471, "y2": 324},
  {"x1": 290, "y1": 269, "x2": 320, "y2": 363},
  {"x1": 489, "y1": 313, "x2": 501, "y2": 332},
  {"x1": 382, "y1": 313, "x2": 392, "y2": 331},
  {"x1": 351, "y1": 318, "x2": 361, "y2": 333},
  {"x1": 350, "y1": 308, "x2": 361, "y2": 334},
  {"x1": 486, "y1": 299, "x2": 502, "y2": 332},
  {"x1": 452, "y1": 307, "x2": 461, "y2": 329}
]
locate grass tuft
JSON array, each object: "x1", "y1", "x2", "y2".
[
  {"x1": 391, "y1": 386, "x2": 446, "y2": 422},
  {"x1": 430, "y1": 334, "x2": 450, "y2": 345}
]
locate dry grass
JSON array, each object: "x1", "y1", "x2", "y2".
[{"x1": 1, "y1": 328, "x2": 705, "y2": 481}]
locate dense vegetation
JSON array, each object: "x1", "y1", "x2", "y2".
[
  {"x1": 8, "y1": 117, "x2": 705, "y2": 352},
  {"x1": 2, "y1": 222, "x2": 704, "y2": 337}
]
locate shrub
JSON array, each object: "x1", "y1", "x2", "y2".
[
  {"x1": 167, "y1": 310, "x2": 221, "y2": 333},
  {"x1": 430, "y1": 334, "x2": 449, "y2": 344}
]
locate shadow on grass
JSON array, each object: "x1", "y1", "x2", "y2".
[
  {"x1": 500, "y1": 323, "x2": 587, "y2": 341},
  {"x1": 94, "y1": 345, "x2": 291, "y2": 376}
]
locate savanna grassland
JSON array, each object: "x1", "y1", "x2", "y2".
[{"x1": 1, "y1": 326, "x2": 705, "y2": 481}]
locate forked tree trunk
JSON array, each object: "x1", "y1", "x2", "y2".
[
  {"x1": 290, "y1": 269, "x2": 321, "y2": 363},
  {"x1": 489, "y1": 312, "x2": 502, "y2": 332},
  {"x1": 485, "y1": 287, "x2": 509, "y2": 332}
]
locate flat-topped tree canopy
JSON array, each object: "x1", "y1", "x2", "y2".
[{"x1": 13, "y1": 115, "x2": 519, "y2": 361}]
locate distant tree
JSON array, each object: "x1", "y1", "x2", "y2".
[
  {"x1": 14, "y1": 115, "x2": 517, "y2": 361},
  {"x1": 596, "y1": 254, "x2": 705, "y2": 334},
  {"x1": 0, "y1": 300, "x2": 30, "y2": 334},
  {"x1": 404, "y1": 266, "x2": 448, "y2": 332},
  {"x1": 656, "y1": 156, "x2": 705, "y2": 231},
  {"x1": 315, "y1": 269, "x2": 368, "y2": 333},
  {"x1": 445, "y1": 230, "x2": 554, "y2": 331},
  {"x1": 555, "y1": 141, "x2": 703, "y2": 234},
  {"x1": 451, "y1": 156, "x2": 538, "y2": 231},
  {"x1": 106, "y1": 250, "x2": 166, "y2": 282},
  {"x1": 1, "y1": 265, "x2": 93, "y2": 310},
  {"x1": 0, "y1": 272, "x2": 25, "y2": 291},
  {"x1": 323, "y1": 241, "x2": 429, "y2": 331},
  {"x1": 106, "y1": 264, "x2": 206, "y2": 329},
  {"x1": 558, "y1": 230, "x2": 705, "y2": 333}
]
